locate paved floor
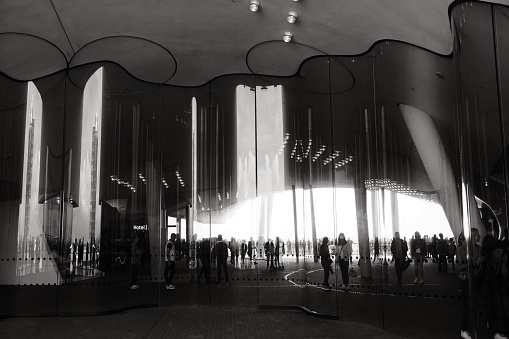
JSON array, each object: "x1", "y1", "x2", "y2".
[
  {"x1": 0, "y1": 256, "x2": 491, "y2": 338},
  {"x1": 0, "y1": 305, "x2": 412, "y2": 339}
]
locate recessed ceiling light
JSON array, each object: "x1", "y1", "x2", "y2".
[
  {"x1": 283, "y1": 32, "x2": 293, "y2": 43},
  {"x1": 287, "y1": 11, "x2": 298, "y2": 23},
  {"x1": 250, "y1": 0, "x2": 260, "y2": 12}
]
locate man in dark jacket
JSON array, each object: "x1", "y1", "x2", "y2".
[
  {"x1": 320, "y1": 237, "x2": 332, "y2": 288},
  {"x1": 216, "y1": 234, "x2": 229, "y2": 287},
  {"x1": 437, "y1": 233, "x2": 448, "y2": 273},
  {"x1": 391, "y1": 232, "x2": 408, "y2": 284}
]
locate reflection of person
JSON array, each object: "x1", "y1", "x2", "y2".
[
  {"x1": 373, "y1": 237, "x2": 380, "y2": 263},
  {"x1": 165, "y1": 233, "x2": 177, "y2": 290},
  {"x1": 247, "y1": 238, "x2": 253, "y2": 262},
  {"x1": 411, "y1": 231, "x2": 426, "y2": 284},
  {"x1": 457, "y1": 229, "x2": 482, "y2": 339},
  {"x1": 216, "y1": 234, "x2": 229, "y2": 287},
  {"x1": 480, "y1": 231, "x2": 507, "y2": 338},
  {"x1": 391, "y1": 232, "x2": 408, "y2": 284},
  {"x1": 240, "y1": 240, "x2": 247, "y2": 265},
  {"x1": 130, "y1": 236, "x2": 143, "y2": 290},
  {"x1": 336, "y1": 233, "x2": 352, "y2": 289},
  {"x1": 437, "y1": 233, "x2": 448, "y2": 273},
  {"x1": 198, "y1": 238, "x2": 211, "y2": 285},
  {"x1": 275, "y1": 237, "x2": 281, "y2": 269},
  {"x1": 78, "y1": 239, "x2": 84, "y2": 267},
  {"x1": 320, "y1": 237, "x2": 332, "y2": 288}
]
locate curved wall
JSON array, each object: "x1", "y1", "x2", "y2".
[{"x1": 0, "y1": 3, "x2": 508, "y2": 337}]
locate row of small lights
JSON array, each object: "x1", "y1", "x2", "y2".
[
  {"x1": 312, "y1": 145, "x2": 326, "y2": 162},
  {"x1": 290, "y1": 139, "x2": 304, "y2": 162},
  {"x1": 278, "y1": 133, "x2": 291, "y2": 155},
  {"x1": 111, "y1": 175, "x2": 139, "y2": 192},
  {"x1": 323, "y1": 150, "x2": 342, "y2": 166},
  {"x1": 334, "y1": 155, "x2": 353, "y2": 169},
  {"x1": 249, "y1": 0, "x2": 299, "y2": 43}
]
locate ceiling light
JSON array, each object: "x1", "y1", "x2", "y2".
[
  {"x1": 287, "y1": 11, "x2": 298, "y2": 23},
  {"x1": 283, "y1": 32, "x2": 293, "y2": 42},
  {"x1": 250, "y1": 0, "x2": 260, "y2": 12}
]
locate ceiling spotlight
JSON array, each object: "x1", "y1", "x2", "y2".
[
  {"x1": 283, "y1": 32, "x2": 293, "y2": 43},
  {"x1": 287, "y1": 11, "x2": 298, "y2": 23},
  {"x1": 250, "y1": 0, "x2": 260, "y2": 12}
]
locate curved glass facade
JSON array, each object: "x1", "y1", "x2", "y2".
[{"x1": 1, "y1": 2, "x2": 509, "y2": 337}]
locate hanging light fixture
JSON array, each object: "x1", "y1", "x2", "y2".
[
  {"x1": 283, "y1": 32, "x2": 293, "y2": 43},
  {"x1": 287, "y1": 11, "x2": 298, "y2": 23},
  {"x1": 249, "y1": 0, "x2": 260, "y2": 12}
]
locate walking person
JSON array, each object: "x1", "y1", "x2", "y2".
[
  {"x1": 336, "y1": 233, "x2": 352, "y2": 289},
  {"x1": 130, "y1": 235, "x2": 143, "y2": 290},
  {"x1": 320, "y1": 237, "x2": 332, "y2": 288},
  {"x1": 391, "y1": 232, "x2": 408, "y2": 284},
  {"x1": 411, "y1": 231, "x2": 426, "y2": 284},
  {"x1": 164, "y1": 233, "x2": 177, "y2": 290},
  {"x1": 216, "y1": 234, "x2": 229, "y2": 287}
]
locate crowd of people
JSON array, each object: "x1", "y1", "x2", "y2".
[{"x1": 128, "y1": 228, "x2": 509, "y2": 338}]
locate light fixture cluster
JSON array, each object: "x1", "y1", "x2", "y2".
[
  {"x1": 175, "y1": 170, "x2": 185, "y2": 187},
  {"x1": 278, "y1": 133, "x2": 291, "y2": 155},
  {"x1": 334, "y1": 155, "x2": 353, "y2": 169},
  {"x1": 138, "y1": 173, "x2": 147, "y2": 185},
  {"x1": 364, "y1": 178, "x2": 426, "y2": 198},
  {"x1": 302, "y1": 138, "x2": 312, "y2": 159},
  {"x1": 323, "y1": 150, "x2": 342, "y2": 166},
  {"x1": 312, "y1": 145, "x2": 326, "y2": 162},
  {"x1": 249, "y1": 1, "x2": 298, "y2": 42},
  {"x1": 162, "y1": 178, "x2": 169, "y2": 189},
  {"x1": 291, "y1": 139, "x2": 304, "y2": 162},
  {"x1": 111, "y1": 175, "x2": 137, "y2": 192}
]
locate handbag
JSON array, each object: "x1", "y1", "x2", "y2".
[{"x1": 403, "y1": 256, "x2": 412, "y2": 271}]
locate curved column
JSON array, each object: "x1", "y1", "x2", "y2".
[{"x1": 399, "y1": 104, "x2": 483, "y2": 238}]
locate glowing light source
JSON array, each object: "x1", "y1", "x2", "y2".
[
  {"x1": 283, "y1": 32, "x2": 293, "y2": 43},
  {"x1": 287, "y1": 11, "x2": 298, "y2": 23},
  {"x1": 249, "y1": 0, "x2": 260, "y2": 12}
]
